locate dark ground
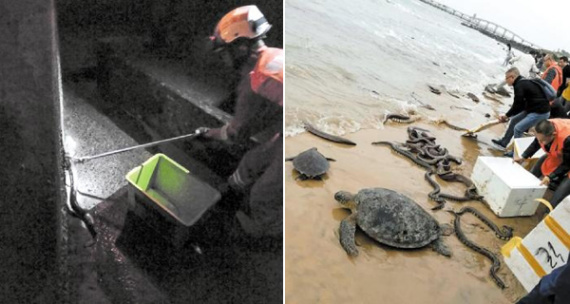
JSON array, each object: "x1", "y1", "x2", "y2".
[{"x1": 67, "y1": 186, "x2": 282, "y2": 304}]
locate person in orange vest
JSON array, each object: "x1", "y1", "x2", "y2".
[
  {"x1": 514, "y1": 119, "x2": 570, "y2": 208},
  {"x1": 542, "y1": 54, "x2": 563, "y2": 92},
  {"x1": 197, "y1": 5, "x2": 283, "y2": 238}
]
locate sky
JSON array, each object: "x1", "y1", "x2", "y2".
[{"x1": 435, "y1": 0, "x2": 570, "y2": 52}]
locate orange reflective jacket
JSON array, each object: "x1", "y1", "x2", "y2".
[
  {"x1": 540, "y1": 119, "x2": 570, "y2": 177},
  {"x1": 250, "y1": 47, "x2": 283, "y2": 106},
  {"x1": 542, "y1": 64, "x2": 563, "y2": 91}
]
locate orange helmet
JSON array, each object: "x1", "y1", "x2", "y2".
[{"x1": 211, "y1": 5, "x2": 271, "y2": 51}]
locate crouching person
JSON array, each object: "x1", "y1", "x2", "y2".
[{"x1": 514, "y1": 119, "x2": 570, "y2": 208}]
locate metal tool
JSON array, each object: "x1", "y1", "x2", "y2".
[{"x1": 73, "y1": 129, "x2": 206, "y2": 162}]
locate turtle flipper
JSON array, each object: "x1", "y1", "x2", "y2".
[
  {"x1": 340, "y1": 214, "x2": 359, "y2": 256},
  {"x1": 326, "y1": 158, "x2": 336, "y2": 162},
  {"x1": 295, "y1": 174, "x2": 309, "y2": 181},
  {"x1": 285, "y1": 157, "x2": 295, "y2": 162},
  {"x1": 430, "y1": 238, "x2": 451, "y2": 257}
]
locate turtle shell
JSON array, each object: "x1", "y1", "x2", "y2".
[
  {"x1": 291, "y1": 148, "x2": 330, "y2": 178},
  {"x1": 354, "y1": 188, "x2": 440, "y2": 249}
]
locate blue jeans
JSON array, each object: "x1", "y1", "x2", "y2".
[{"x1": 499, "y1": 111, "x2": 550, "y2": 146}]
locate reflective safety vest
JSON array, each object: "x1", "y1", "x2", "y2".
[
  {"x1": 249, "y1": 47, "x2": 283, "y2": 106},
  {"x1": 542, "y1": 64, "x2": 563, "y2": 92},
  {"x1": 540, "y1": 119, "x2": 570, "y2": 177}
]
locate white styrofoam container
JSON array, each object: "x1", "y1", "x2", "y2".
[
  {"x1": 502, "y1": 197, "x2": 570, "y2": 292},
  {"x1": 513, "y1": 137, "x2": 545, "y2": 160},
  {"x1": 471, "y1": 156, "x2": 547, "y2": 217}
]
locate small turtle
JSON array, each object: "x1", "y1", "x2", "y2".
[
  {"x1": 335, "y1": 188, "x2": 452, "y2": 257},
  {"x1": 285, "y1": 148, "x2": 335, "y2": 180}
]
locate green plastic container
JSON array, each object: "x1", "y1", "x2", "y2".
[{"x1": 126, "y1": 154, "x2": 221, "y2": 238}]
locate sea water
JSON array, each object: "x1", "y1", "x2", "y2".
[{"x1": 285, "y1": 0, "x2": 514, "y2": 136}]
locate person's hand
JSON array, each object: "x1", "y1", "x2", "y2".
[
  {"x1": 195, "y1": 125, "x2": 230, "y2": 141},
  {"x1": 540, "y1": 176, "x2": 551, "y2": 186},
  {"x1": 498, "y1": 115, "x2": 509, "y2": 123},
  {"x1": 513, "y1": 156, "x2": 524, "y2": 164},
  {"x1": 195, "y1": 127, "x2": 211, "y2": 137}
]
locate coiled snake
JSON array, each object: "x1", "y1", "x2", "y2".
[{"x1": 373, "y1": 127, "x2": 482, "y2": 209}]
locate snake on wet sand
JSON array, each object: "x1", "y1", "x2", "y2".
[{"x1": 447, "y1": 209, "x2": 507, "y2": 289}]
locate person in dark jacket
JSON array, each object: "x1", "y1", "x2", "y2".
[
  {"x1": 515, "y1": 252, "x2": 570, "y2": 304},
  {"x1": 557, "y1": 56, "x2": 570, "y2": 98},
  {"x1": 549, "y1": 98, "x2": 569, "y2": 119},
  {"x1": 492, "y1": 67, "x2": 551, "y2": 149}
]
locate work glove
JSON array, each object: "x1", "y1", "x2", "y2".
[
  {"x1": 195, "y1": 127, "x2": 210, "y2": 136},
  {"x1": 197, "y1": 124, "x2": 231, "y2": 141}
]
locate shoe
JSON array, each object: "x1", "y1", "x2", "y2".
[
  {"x1": 503, "y1": 151, "x2": 514, "y2": 157},
  {"x1": 491, "y1": 139, "x2": 506, "y2": 148}
]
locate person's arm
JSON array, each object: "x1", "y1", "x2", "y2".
[
  {"x1": 505, "y1": 83, "x2": 525, "y2": 117},
  {"x1": 544, "y1": 68, "x2": 557, "y2": 85},
  {"x1": 530, "y1": 63, "x2": 539, "y2": 75},
  {"x1": 204, "y1": 78, "x2": 267, "y2": 142},
  {"x1": 559, "y1": 67, "x2": 570, "y2": 96},
  {"x1": 521, "y1": 138, "x2": 541, "y2": 159},
  {"x1": 549, "y1": 137, "x2": 570, "y2": 182}
]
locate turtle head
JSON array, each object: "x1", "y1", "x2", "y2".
[{"x1": 334, "y1": 191, "x2": 357, "y2": 210}]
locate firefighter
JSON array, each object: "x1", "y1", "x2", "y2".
[{"x1": 197, "y1": 5, "x2": 283, "y2": 238}]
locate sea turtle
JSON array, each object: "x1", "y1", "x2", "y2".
[
  {"x1": 285, "y1": 148, "x2": 335, "y2": 180},
  {"x1": 335, "y1": 188, "x2": 452, "y2": 257}
]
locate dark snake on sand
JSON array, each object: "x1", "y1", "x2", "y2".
[
  {"x1": 438, "y1": 173, "x2": 484, "y2": 202},
  {"x1": 439, "y1": 172, "x2": 483, "y2": 200},
  {"x1": 423, "y1": 146, "x2": 448, "y2": 159},
  {"x1": 373, "y1": 126, "x2": 480, "y2": 209},
  {"x1": 383, "y1": 114, "x2": 418, "y2": 124},
  {"x1": 304, "y1": 121, "x2": 357, "y2": 146},
  {"x1": 417, "y1": 150, "x2": 449, "y2": 165},
  {"x1": 406, "y1": 137, "x2": 436, "y2": 145},
  {"x1": 377, "y1": 140, "x2": 482, "y2": 208},
  {"x1": 454, "y1": 206, "x2": 513, "y2": 240},
  {"x1": 425, "y1": 171, "x2": 446, "y2": 210},
  {"x1": 447, "y1": 210, "x2": 507, "y2": 289},
  {"x1": 438, "y1": 120, "x2": 470, "y2": 132},
  {"x1": 446, "y1": 154, "x2": 463, "y2": 165},
  {"x1": 371, "y1": 141, "x2": 433, "y2": 171}
]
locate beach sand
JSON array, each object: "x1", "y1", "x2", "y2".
[{"x1": 285, "y1": 120, "x2": 547, "y2": 303}]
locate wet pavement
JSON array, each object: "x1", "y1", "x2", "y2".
[
  {"x1": 84, "y1": 187, "x2": 281, "y2": 304},
  {"x1": 60, "y1": 64, "x2": 281, "y2": 303},
  {"x1": 63, "y1": 85, "x2": 152, "y2": 210}
]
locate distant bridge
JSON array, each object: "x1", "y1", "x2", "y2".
[{"x1": 419, "y1": 0, "x2": 541, "y2": 52}]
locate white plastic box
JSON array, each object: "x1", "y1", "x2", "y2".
[
  {"x1": 471, "y1": 156, "x2": 547, "y2": 217},
  {"x1": 502, "y1": 197, "x2": 570, "y2": 292},
  {"x1": 514, "y1": 137, "x2": 545, "y2": 171},
  {"x1": 513, "y1": 137, "x2": 545, "y2": 159}
]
